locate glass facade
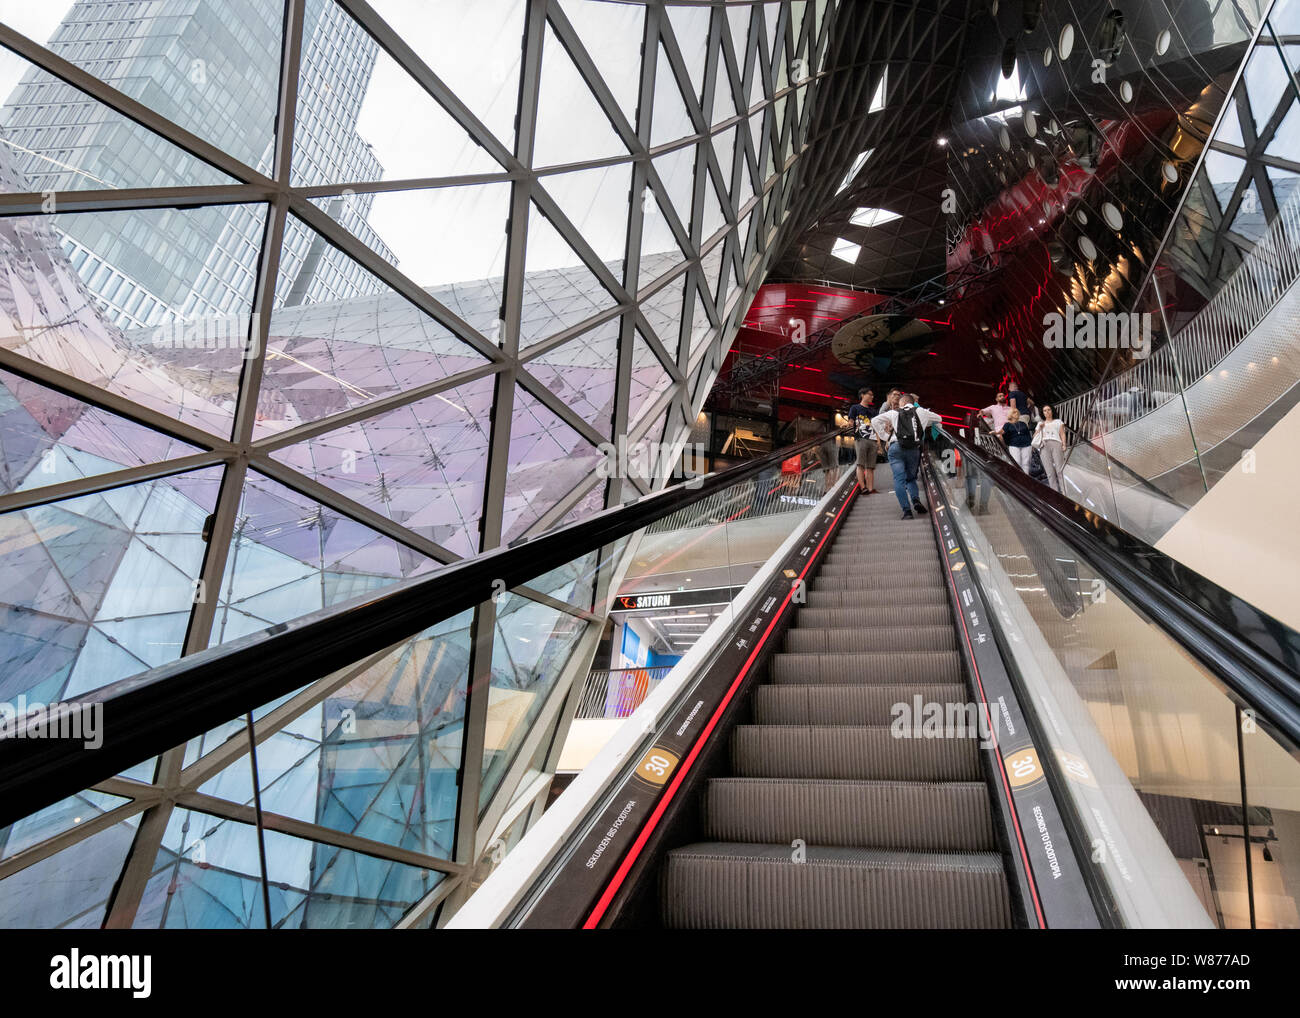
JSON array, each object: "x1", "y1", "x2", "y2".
[{"x1": 0, "y1": 0, "x2": 838, "y2": 926}]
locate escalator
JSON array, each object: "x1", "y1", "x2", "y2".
[
  {"x1": 4, "y1": 425, "x2": 1300, "y2": 931},
  {"x1": 660, "y1": 483, "x2": 1013, "y2": 928}
]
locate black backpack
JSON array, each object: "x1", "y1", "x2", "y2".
[{"x1": 896, "y1": 407, "x2": 923, "y2": 449}]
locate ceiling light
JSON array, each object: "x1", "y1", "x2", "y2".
[
  {"x1": 869, "y1": 69, "x2": 888, "y2": 113},
  {"x1": 836, "y1": 149, "x2": 874, "y2": 193},
  {"x1": 831, "y1": 238, "x2": 861, "y2": 263},
  {"x1": 850, "y1": 207, "x2": 902, "y2": 228},
  {"x1": 937, "y1": 136, "x2": 949, "y2": 146},
  {"x1": 1059, "y1": 23, "x2": 1075, "y2": 60}
]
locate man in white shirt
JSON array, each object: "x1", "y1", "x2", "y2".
[
  {"x1": 872, "y1": 394, "x2": 943, "y2": 519},
  {"x1": 980, "y1": 392, "x2": 1012, "y2": 434}
]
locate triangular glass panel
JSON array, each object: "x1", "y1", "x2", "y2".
[
  {"x1": 0, "y1": 465, "x2": 221, "y2": 704},
  {"x1": 502, "y1": 384, "x2": 605, "y2": 543},
  {"x1": 0, "y1": 809, "x2": 141, "y2": 929},
  {"x1": 1216, "y1": 91, "x2": 1246, "y2": 148},
  {"x1": 268, "y1": 373, "x2": 496, "y2": 559},
  {"x1": 0, "y1": 368, "x2": 201, "y2": 496},
  {"x1": 207, "y1": 468, "x2": 439, "y2": 648},
  {"x1": 367, "y1": 0, "x2": 525, "y2": 153},
  {"x1": 259, "y1": 214, "x2": 490, "y2": 440},
  {"x1": 639, "y1": 183, "x2": 692, "y2": 291},
  {"x1": 1266, "y1": 165, "x2": 1300, "y2": 209},
  {"x1": 666, "y1": 4, "x2": 712, "y2": 106},
  {"x1": 536, "y1": 163, "x2": 632, "y2": 285},
  {"x1": 292, "y1": 4, "x2": 499, "y2": 188},
  {"x1": 702, "y1": 170, "x2": 728, "y2": 241},
  {"x1": 748, "y1": 32, "x2": 767, "y2": 109},
  {"x1": 712, "y1": 48, "x2": 740, "y2": 126},
  {"x1": 520, "y1": 201, "x2": 619, "y2": 349},
  {"x1": 641, "y1": 273, "x2": 689, "y2": 361},
  {"x1": 558, "y1": 0, "x2": 646, "y2": 126},
  {"x1": 688, "y1": 279, "x2": 716, "y2": 366},
  {"x1": 629, "y1": 330, "x2": 675, "y2": 429},
  {"x1": 1202, "y1": 150, "x2": 1247, "y2": 211},
  {"x1": 652, "y1": 42, "x2": 696, "y2": 148},
  {"x1": 651, "y1": 144, "x2": 698, "y2": 234},
  {"x1": 308, "y1": 182, "x2": 511, "y2": 325},
  {"x1": 480, "y1": 591, "x2": 586, "y2": 809},
  {"x1": 524, "y1": 317, "x2": 620, "y2": 439},
  {"x1": 0, "y1": 49, "x2": 238, "y2": 191},
  {"x1": 1265, "y1": 98, "x2": 1300, "y2": 168},
  {"x1": 1, "y1": 204, "x2": 266, "y2": 439},
  {"x1": 1229, "y1": 180, "x2": 1267, "y2": 244},
  {"x1": 725, "y1": 5, "x2": 753, "y2": 84},
  {"x1": 763, "y1": 3, "x2": 783, "y2": 76},
  {"x1": 714, "y1": 125, "x2": 739, "y2": 200},
  {"x1": 534, "y1": 22, "x2": 628, "y2": 167},
  {"x1": 198, "y1": 609, "x2": 474, "y2": 862},
  {"x1": 749, "y1": 110, "x2": 768, "y2": 177},
  {"x1": 1243, "y1": 41, "x2": 1290, "y2": 134}
]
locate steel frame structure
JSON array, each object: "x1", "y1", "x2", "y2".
[{"x1": 0, "y1": 0, "x2": 846, "y2": 928}]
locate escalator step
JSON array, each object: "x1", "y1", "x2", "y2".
[
  {"x1": 818, "y1": 561, "x2": 943, "y2": 578},
  {"x1": 769, "y1": 650, "x2": 963, "y2": 684},
  {"x1": 804, "y1": 589, "x2": 944, "y2": 609},
  {"x1": 785, "y1": 625, "x2": 956, "y2": 653},
  {"x1": 793, "y1": 605, "x2": 951, "y2": 629},
  {"x1": 730, "y1": 725, "x2": 980, "y2": 780},
  {"x1": 660, "y1": 843, "x2": 1012, "y2": 929},
  {"x1": 753, "y1": 683, "x2": 966, "y2": 724},
  {"x1": 810, "y1": 578, "x2": 946, "y2": 597},
  {"x1": 701, "y1": 778, "x2": 996, "y2": 851}
]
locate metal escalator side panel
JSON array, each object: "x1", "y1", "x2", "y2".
[
  {"x1": 919, "y1": 454, "x2": 1104, "y2": 928},
  {"x1": 495, "y1": 479, "x2": 861, "y2": 928}
]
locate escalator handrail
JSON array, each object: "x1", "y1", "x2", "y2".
[
  {"x1": 0, "y1": 428, "x2": 849, "y2": 829},
  {"x1": 946, "y1": 431, "x2": 1300, "y2": 753}
]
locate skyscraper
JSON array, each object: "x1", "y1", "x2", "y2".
[{"x1": 0, "y1": 0, "x2": 396, "y2": 329}]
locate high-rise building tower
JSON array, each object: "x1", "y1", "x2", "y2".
[{"x1": 0, "y1": 0, "x2": 396, "y2": 329}]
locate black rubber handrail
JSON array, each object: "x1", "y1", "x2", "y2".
[
  {"x1": 946, "y1": 430, "x2": 1300, "y2": 753},
  {"x1": 0, "y1": 429, "x2": 849, "y2": 829}
]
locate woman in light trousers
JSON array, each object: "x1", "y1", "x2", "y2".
[{"x1": 1035, "y1": 405, "x2": 1067, "y2": 493}]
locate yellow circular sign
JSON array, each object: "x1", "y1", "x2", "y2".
[{"x1": 1004, "y1": 747, "x2": 1043, "y2": 788}]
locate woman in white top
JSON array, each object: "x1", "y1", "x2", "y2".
[{"x1": 1035, "y1": 405, "x2": 1067, "y2": 493}]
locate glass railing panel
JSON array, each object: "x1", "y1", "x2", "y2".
[
  {"x1": 1241, "y1": 721, "x2": 1300, "y2": 928},
  {"x1": 929, "y1": 440, "x2": 1265, "y2": 927}
]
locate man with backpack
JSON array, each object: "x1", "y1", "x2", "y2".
[{"x1": 872, "y1": 393, "x2": 943, "y2": 519}]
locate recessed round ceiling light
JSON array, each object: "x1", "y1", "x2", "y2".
[
  {"x1": 1079, "y1": 236, "x2": 1098, "y2": 260},
  {"x1": 1043, "y1": 48, "x2": 1054, "y2": 67},
  {"x1": 1156, "y1": 29, "x2": 1172, "y2": 56},
  {"x1": 1059, "y1": 24, "x2": 1075, "y2": 60},
  {"x1": 999, "y1": 126, "x2": 1011, "y2": 150},
  {"x1": 1027, "y1": 151, "x2": 1037, "y2": 167},
  {"x1": 1162, "y1": 161, "x2": 1179, "y2": 183},
  {"x1": 1076, "y1": 209, "x2": 1089, "y2": 226},
  {"x1": 1120, "y1": 80, "x2": 1134, "y2": 102},
  {"x1": 997, "y1": 170, "x2": 1007, "y2": 183},
  {"x1": 1102, "y1": 202, "x2": 1124, "y2": 230},
  {"x1": 1025, "y1": 110, "x2": 1038, "y2": 136}
]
